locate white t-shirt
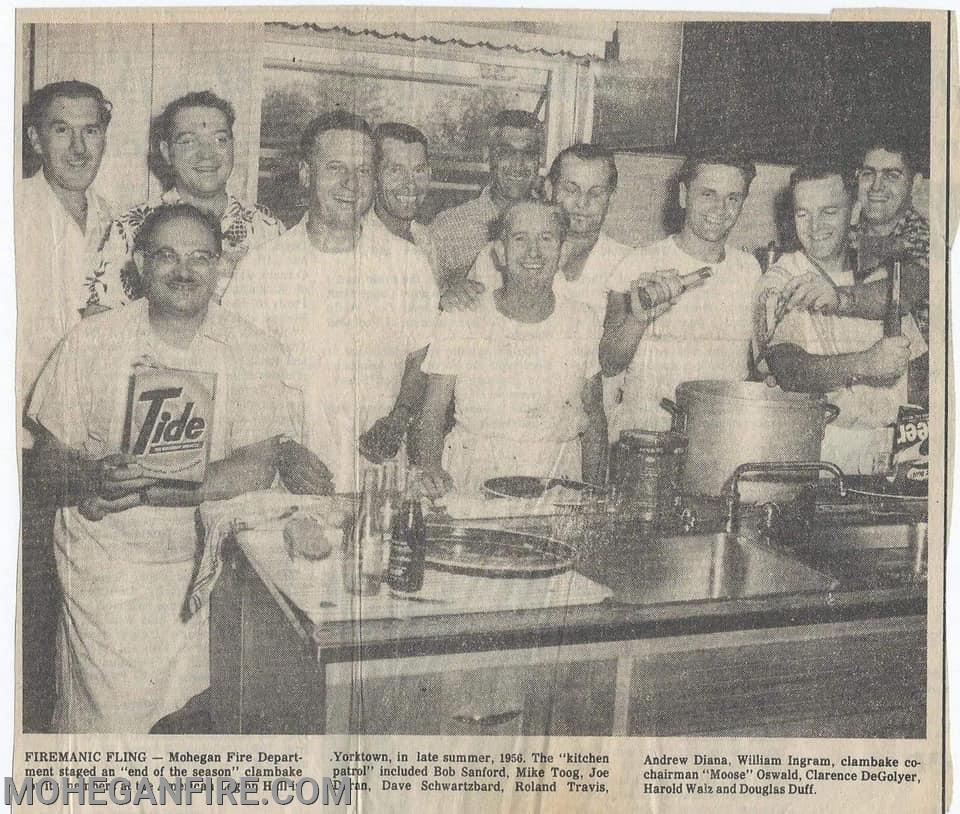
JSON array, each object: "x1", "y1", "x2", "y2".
[
  {"x1": 223, "y1": 211, "x2": 439, "y2": 490},
  {"x1": 610, "y1": 235, "x2": 761, "y2": 432},
  {"x1": 423, "y1": 292, "x2": 601, "y2": 443},
  {"x1": 423, "y1": 292, "x2": 601, "y2": 491},
  {"x1": 762, "y1": 250, "x2": 926, "y2": 474},
  {"x1": 469, "y1": 232, "x2": 633, "y2": 319}
]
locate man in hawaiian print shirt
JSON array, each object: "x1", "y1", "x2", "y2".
[
  {"x1": 92, "y1": 90, "x2": 284, "y2": 309},
  {"x1": 851, "y1": 136, "x2": 930, "y2": 340}
]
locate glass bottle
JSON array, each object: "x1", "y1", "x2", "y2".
[{"x1": 388, "y1": 476, "x2": 426, "y2": 594}]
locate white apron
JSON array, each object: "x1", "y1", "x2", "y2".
[{"x1": 53, "y1": 506, "x2": 208, "y2": 733}]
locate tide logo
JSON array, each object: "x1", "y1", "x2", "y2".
[{"x1": 131, "y1": 387, "x2": 207, "y2": 455}]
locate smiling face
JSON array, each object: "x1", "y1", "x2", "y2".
[
  {"x1": 136, "y1": 215, "x2": 220, "y2": 318},
  {"x1": 858, "y1": 148, "x2": 913, "y2": 231},
  {"x1": 793, "y1": 174, "x2": 854, "y2": 263},
  {"x1": 301, "y1": 128, "x2": 375, "y2": 231},
  {"x1": 160, "y1": 105, "x2": 234, "y2": 199},
  {"x1": 552, "y1": 154, "x2": 615, "y2": 240},
  {"x1": 489, "y1": 125, "x2": 541, "y2": 203},
  {"x1": 376, "y1": 137, "x2": 430, "y2": 222},
  {"x1": 679, "y1": 163, "x2": 749, "y2": 246},
  {"x1": 495, "y1": 202, "x2": 564, "y2": 292},
  {"x1": 28, "y1": 95, "x2": 106, "y2": 194}
]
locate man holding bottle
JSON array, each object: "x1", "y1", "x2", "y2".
[{"x1": 599, "y1": 148, "x2": 761, "y2": 436}]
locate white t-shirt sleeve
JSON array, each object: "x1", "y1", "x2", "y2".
[
  {"x1": 583, "y1": 309, "x2": 603, "y2": 379},
  {"x1": 422, "y1": 310, "x2": 472, "y2": 377},
  {"x1": 403, "y1": 252, "x2": 441, "y2": 353},
  {"x1": 608, "y1": 247, "x2": 643, "y2": 293},
  {"x1": 26, "y1": 330, "x2": 90, "y2": 448}
]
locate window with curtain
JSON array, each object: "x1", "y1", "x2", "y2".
[{"x1": 256, "y1": 25, "x2": 594, "y2": 226}]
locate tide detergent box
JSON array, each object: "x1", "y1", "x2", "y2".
[{"x1": 124, "y1": 367, "x2": 216, "y2": 483}]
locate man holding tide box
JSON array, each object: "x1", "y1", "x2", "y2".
[{"x1": 26, "y1": 203, "x2": 320, "y2": 733}]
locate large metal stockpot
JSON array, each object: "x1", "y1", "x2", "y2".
[{"x1": 661, "y1": 381, "x2": 839, "y2": 503}]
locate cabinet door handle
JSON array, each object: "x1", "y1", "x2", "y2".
[{"x1": 451, "y1": 709, "x2": 522, "y2": 727}]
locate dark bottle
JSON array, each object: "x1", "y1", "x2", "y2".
[{"x1": 388, "y1": 489, "x2": 426, "y2": 593}]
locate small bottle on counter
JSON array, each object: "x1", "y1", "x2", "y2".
[
  {"x1": 377, "y1": 462, "x2": 399, "y2": 575},
  {"x1": 342, "y1": 468, "x2": 385, "y2": 596},
  {"x1": 388, "y1": 473, "x2": 426, "y2": 594}
]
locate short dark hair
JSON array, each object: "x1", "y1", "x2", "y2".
[
  {"x1": 300, "y1": 111, "x2": 373, "y2": 157},
  {"x1": 490, "y1": 200, "x2": 569, "y2": 242},
  {"x1": 134, "y1": 203, "x2": 223, "y2": 255},
  {"x1": 26, "y1": 80, "x2": 112, "y2": 130},
  {"x1": 677, "y1": 147, "x2": 757, "y2": 191},
  {"x1": 158, "y1": 90, "x2": 235, "y2": 144},
  {"x1": 858, "y1": 132, "x2": 921, "y2": 178},
  {"x1": 373, "y1": 122, "x2": 429, "y2": 166},
  {"x1": 788, "y1": 159, "x2": 858, "y2": 203},
  {"x1": 488, "y1": 110, "x2": 543, "y2": 143},
  {"x1": 547, "y1": 143, "x2": 619, "y2": 191}
]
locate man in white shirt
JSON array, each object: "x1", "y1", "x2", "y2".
[
  {"x1": 223, "y1": 111, "x2": 439, "y2": 491},
  {"x1": 600, "y1": 148, "x2": 761, "y2": 436},
  {"x1": 17, "y1": 79, "x2": 114, "y2": 732},
  {"x1": 463, "y1": 143, "x2": 632, "y2": 317},
  {"x1": 455, "y1": 144, "x2": 632, "y2": 420},
  {"x1": 18, "y1": 80, "x2": 114, "y2": 415},
  {"x1": 371, "y1": 122, "x2": 441, "y2": 286},
  {"x1": 758, "y1": 161, "x2": 923, "y2": 475},
  {"x1": 427, "y1": 109, "x2": 544, "y2": 286}
]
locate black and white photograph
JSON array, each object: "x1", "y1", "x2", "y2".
[{"x1": 10, "y1": 7, "x2": 949, "y2": 812}]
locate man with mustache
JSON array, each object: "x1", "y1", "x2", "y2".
[
  {"x1": 223, "y1": 111, "x2": 439, "y2": 490},
  {"x1": 18, "y1": 79, "x2": 115, "y2": 731},
  {"x1": 427, "y1": 109, "x2": 544, "y2": 288},
  {"x1": 26, "y1": 204, "x2": 295, "y2": 732},
  {"x1": 93, "y1": 90, "x2": 284, "y2": 309},
  {"x1": 757, "y1": 161, "x2": 925, "y2": 475},
  {"x1": 600, "y1": 148, "x2": 761, "y2": 437}
]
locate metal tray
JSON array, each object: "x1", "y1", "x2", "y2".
[
  {"x1": 425, "y1": 525, "x2": 576, "y2": 579},
  {"x1": 483, "y1": 476, "x2": 604, "y2": 504}
]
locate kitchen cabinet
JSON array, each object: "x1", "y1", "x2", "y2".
[
  {"x1": 210, "y1": 532, "x2": 926, "y2": 737},
  {"x1": 324, "y1": 648, "x2": 618, "y2": 736}
]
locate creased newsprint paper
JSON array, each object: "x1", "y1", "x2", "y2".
[{"x1": 9, "y1": 5, "x2": 955, "y2": 813}]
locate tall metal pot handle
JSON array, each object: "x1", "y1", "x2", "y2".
[
  {"x1": 660, "y1": 398, "x2": 686, "y2": 433},
  {"x1": 822, "y1": 403, "x2": 840, "y2": 425}
]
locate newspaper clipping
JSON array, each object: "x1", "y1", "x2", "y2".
[{"x1": 11, "y1": 5, "x2": 952, "y2": 812}]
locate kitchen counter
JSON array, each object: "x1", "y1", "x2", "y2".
[{"x1": 209, "y1": 486, "x2": 928, "y2": 737}]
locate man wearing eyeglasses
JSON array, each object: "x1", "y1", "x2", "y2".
[
  {"x1": 427, "y1": 109, "x2": 544, "y2": 288},
  {"x1": 26, "y1": 203, "x2": 299, "y2": 733},
  {"x1": 93, "y1": 90, "x2": 284, "y2": 310}
]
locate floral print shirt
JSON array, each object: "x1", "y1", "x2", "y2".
[
  {"x1": 90, "y1": 188, "x2": 285, "y2": 308},
  {"x1": 850, "y1": 205, "x2": 930, "y2": 340}
]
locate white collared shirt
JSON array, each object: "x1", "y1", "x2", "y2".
[{"x1": 16, "y1": 172, "x2": 114, "y2": 422}]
